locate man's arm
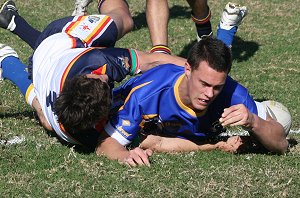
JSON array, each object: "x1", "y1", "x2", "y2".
[
  {"x1": 139, "y1": 135, "x2": 243, "y2": 153},
  {"x1": 136, "y1": 50, "x2": 186, "y2": 72},
  {"x1": 31, "y1": 96, "x2": 53, "y2": 131},
  {"x1": 96, "y1": 132, "x2": 153, "y2": 167},
  {"x1": 219, "y1": 104, "x2": 288, "y2": 154}
]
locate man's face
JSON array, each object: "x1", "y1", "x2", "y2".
[{"x1": 185, "y1": 61, "x2": 227, "y2": 112}]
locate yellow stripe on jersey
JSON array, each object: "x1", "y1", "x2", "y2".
[
  {"x1": 174, "y1": 74, "x2": 206, "y2": 117},
  {"x1": 84, "y1": 15, "x2": 111, "y2": 45},
  {"x1": 142, "y1": 114, "x2": 158, "y2": 120},
  {"x1": 119, "y1": 81, "x2": 153, "y2": 111},
  {"x1": 65, "y1": 16, "x2": 87, "y2": 35},
  {"x1": 25, "y1": 83, "x2": 34, "y2": 104}
]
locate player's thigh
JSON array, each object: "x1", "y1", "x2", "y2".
[{"x1": 98, "y1": 0, "x2": 130, "y2": 14}]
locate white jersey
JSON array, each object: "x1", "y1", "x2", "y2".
[
  {"x1": 33, "y1": 33, "x2": 88, "y2": 144},
  {"x1": 31, "y1": 14, "x2": 141, "y2": 145},
  {"x1": 32, "y1": 35, "x2": 141, "y2": 145}
]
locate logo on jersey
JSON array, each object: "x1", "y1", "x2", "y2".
[
  {"x1": 117, "y1": 126, "x2": 131, "y2": 137},
  {"x1": 122, "y1": 119, "x2": 131, "y2": 126},
  {"x1": 163, "y1": 121, "x2": 182, "y2": 127},
  {"x1": 160, "y1": 120, "x2": 182, "y2": 134},
  {"x1": 118, "y1": 56, "x2": 130, "y2": 71},
  {"x1": 88, "y1": 15, "x2": 101, "y2": 23},
  {"x1": 46, "y1": 91, "x2": 58, "y2": 111}
]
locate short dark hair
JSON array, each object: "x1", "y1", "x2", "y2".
[
  {"x1": 187, "y1": 37, "x2": 232, "y2": 73},
  {"x1": 54, "y1": 75, "x2": 111, "y2": 134}
]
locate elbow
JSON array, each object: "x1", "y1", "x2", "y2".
[{"x1": 269, "y1": 139, "x2": 289, "y2": 155}]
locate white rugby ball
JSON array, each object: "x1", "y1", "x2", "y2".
[{"x1": 261, "y1": 100, "x2": 292, "y2": 135}]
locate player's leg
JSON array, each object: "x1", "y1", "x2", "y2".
[
  {"x1": 97, "y1": 0, "x2": 133, "y2": 40},
  {"x1": 72, "y1": 0, "x2": 93, "y2": 16},
  {"x1": 0, "y1": 0, "x2": 41, "y2": 49},
  {"x1": 0, "y1": 44, "x2": 35, "y2": 106},
  {"x1": 146, "y1": 0, "x2": 171, "y2": 55},
  {"x1": 187, "y1": 0, "x2": 212, "y2": 41},
  {"x1": 0, "y1": 44, "x2": 52, "y2": 130},
  {"x1": 216, "y1": 2, "x2": 248, "y2": 47}
]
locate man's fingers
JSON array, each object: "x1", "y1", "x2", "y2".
[
  {"x1": 145, "y1": 149, "x2": 153, "y2": 157},
  {"x1": 125, "y1": 157, "x2": 137, "y2": 167},
  {"x1": 220, "y1": 113, "x2": 244, "y2": 126},
  {"x1": 130, "y1": 148, "x2": 152, "y2": 166},
  {"x1": 130, "y1": 150, "x2": 145, "y2": 165},
  {"x1": 221, "y1": 105, "x2": 240, "y2": 117}
]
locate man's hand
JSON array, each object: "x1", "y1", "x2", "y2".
[
  {"x1": 219, "y1": 104, "x2": 254, "y2": 129},
  {"x1": 121, "y1": 147, "x2": 153, "y2": 167},
  {"x1": 96, "y1": 133, "x2": 153, "y2": 167},
  {"x1": 216, "y1": 136, "x2": 243, "y2": 153}
]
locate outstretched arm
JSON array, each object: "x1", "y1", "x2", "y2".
[
  {"x1": 136, "y1": 50, "x2": 186, "y2": 72},
  {"x1": 219, "y1": 104, "x2": 288, "y2": 154},
  {"x1": 139, "y1": 135, "x2": 243, "y2": 153}
]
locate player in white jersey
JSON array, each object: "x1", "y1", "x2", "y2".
[{"x1": 0, "y1": 1, "x2": 186, "y2": 149}]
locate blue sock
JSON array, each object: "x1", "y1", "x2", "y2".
[
  {"x1": 1, "y1": 56, "x2": 32, "y2": 96},
  {"x1": 216, "y1": 25, "x2": 238, "y2": 47}
]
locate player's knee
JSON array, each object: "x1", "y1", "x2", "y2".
[{"x1": 123, "y1": 14, "x2": 134, "y2": 33}]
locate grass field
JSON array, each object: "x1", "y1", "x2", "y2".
[{"x1": 0, "y1": 0, "x2": 299, "y2": 197}]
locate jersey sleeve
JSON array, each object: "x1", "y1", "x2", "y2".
[
  {"x1": 93, "y1": 48, "x2": 140, "y2": 81},
  {"x1": 225, "y1": 76, "x2": 258, "y2": 115},
  {"x1": 104, "y1": 92, "x2": 142, "y2": 146},
  {"x1": 111, "y1": 77, "x2": 139, "y2": 113}
]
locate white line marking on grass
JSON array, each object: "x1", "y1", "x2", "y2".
[
  {"x1": 0, "y1": 135, "x2": 25, "y2": 145},
  {"x1": 290, "y1": 129, "x2": 300, "y2": 134}
]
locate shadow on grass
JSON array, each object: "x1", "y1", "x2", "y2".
[
  {"x1": 178, "y1": 36, "x2": 260, "y2": 61},
  {"x1": 231, "y1": 37, "x2": 260, "y2": 63},
  {"x1": 132, "y1": 5, "x2": 190, "y2": 30},
  {"x1": 234, "y1": 136, "x2": 298, "y2": 155}
]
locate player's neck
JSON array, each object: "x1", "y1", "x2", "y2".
[{"x1": 178, "y1": 75, "x2": 191, "y2": 107}]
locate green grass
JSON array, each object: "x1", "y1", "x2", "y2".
[{"x1": 0, "y1": 0, "x2": 299, "y2": 197}]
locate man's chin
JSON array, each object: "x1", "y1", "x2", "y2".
[{"x1": 193, "y1": 103, "x2": 208, "y2": 113}]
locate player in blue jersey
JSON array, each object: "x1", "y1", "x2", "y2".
[{"x1": 97, "y1": 37, "x2": 291, "y2": 166}]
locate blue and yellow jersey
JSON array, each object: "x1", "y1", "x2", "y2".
[{"x1": 105, "y1": 64, "x2": 259, "y2": 146}]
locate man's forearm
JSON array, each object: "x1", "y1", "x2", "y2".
[
  {"x1": 140, "y1": 135, "x2": 241, "y2": 153},
  {"x1": 96, "y1": 134, "x2": 130, "y2": 160},
  {"x1": 248, "y1": 114, "x2": 288, "y2": 154},
  {"x1": 137, "y1": 50, "x2": 186, "y2": 72},
  {"x1": 32, "y1": 96, "x2": 53, "y2": 131}
]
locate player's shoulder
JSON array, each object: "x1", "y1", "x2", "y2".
[
  {"x1": 223, "y1": 76, "x2": 249, "y2": 96},
  {"x1": 128, "y1": 64, "x2": 183, "y2": 98}
]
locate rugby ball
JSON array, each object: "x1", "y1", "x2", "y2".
[{"x1": 261, "y1": 100, "x2": 292, "y2": 135}]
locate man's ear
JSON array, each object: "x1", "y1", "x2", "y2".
[{"x1": 185, "y1": 62, "x2": 192, "y2": 78}]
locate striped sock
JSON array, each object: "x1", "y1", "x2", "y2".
[{"x1": 192, "y1": 9, "x2": 213, "y2": 40}]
